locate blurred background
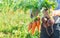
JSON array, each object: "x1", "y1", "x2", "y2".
[{"x1": 0, "y1": 0, "x2": 58, "y2": 38}]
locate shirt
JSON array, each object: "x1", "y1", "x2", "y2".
[{"x1": 53, "y1": 16, "x2": 60, "y2": 23}]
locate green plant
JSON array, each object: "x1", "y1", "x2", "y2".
[
  {"x1": 18, "y1": 0, "x2": 57, "y2": 11},
  {"x1": 39, "y1": 0, "x2": 57, "y2": 10}
]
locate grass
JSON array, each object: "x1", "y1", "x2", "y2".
[{"x1": 0, "y1": 9, "x2": 40, "y2": 38}]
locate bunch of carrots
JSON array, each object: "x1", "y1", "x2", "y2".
[{"x1": 28, "y1": 16, "x2": 41, "y2": 35}]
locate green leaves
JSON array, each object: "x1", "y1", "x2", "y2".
[
  {"x1": 18, "y1": 0, "x2": 39, "y2": 11},
  {"x1": 18, "y1": 0, "x2": 57, "y2": 12},
  {"x1": 0, "y1": 0, "x2": 57, "y2": 12},
  {"x1": 39, "y1": 0, "x2": 57, "y2": 10}
]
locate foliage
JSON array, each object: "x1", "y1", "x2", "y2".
[
  {"x1": 0, "y1": 0, "x2": 57, "y2": 12},
  {"x1": 18, "y1": 0, "x2": 57, "y2": 11},
  {"x1": 0, "y1": 9, "x2": 40, "y2": 38},
  {"x1": 39, "y1": 0, "x2": 57, "y2": 10}
]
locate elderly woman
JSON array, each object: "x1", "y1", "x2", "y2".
[{"x1": 40, "y1": 8, "x2": 60, "y2": 38}]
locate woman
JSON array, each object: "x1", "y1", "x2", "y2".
[{"x1": 40, "y1": 9, "x2": 60, "y2": 38}]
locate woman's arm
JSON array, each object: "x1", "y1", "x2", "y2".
[{"x1": 52, "y1": 10, "x2": 60, "y2": 16}]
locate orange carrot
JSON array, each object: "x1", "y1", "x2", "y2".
[
  {"x1": 37, "y1": 20, "x2": 40, "y2": 32},
  {"x1": 36, "y1": 17, "x2": 40, "y2": 32},
  {"x1": 28, "y1": 22, "x2": 32, "y2": 32},
  {"x1": 31, "y1": 21, "x2": 37, "y2": 35}
]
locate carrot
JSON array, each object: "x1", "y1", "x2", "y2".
[
  {"x1": 28, "y1": 22, "x2": 32, "y2": 32},
  {"x1": 36, "y1": 17, "x2": 41, "y2": 32},
  {"x1": 31, "y1": 21, "x2": 37, "y2": 35},
  {"x1": 37, "y1": 20, "x2": 40, "y2": 32}
]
